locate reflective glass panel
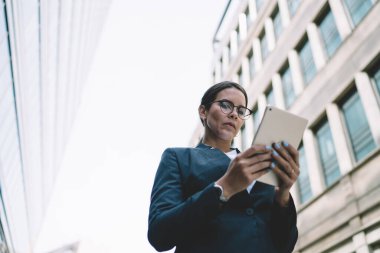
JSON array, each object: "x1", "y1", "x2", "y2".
[
  {"x1": 299, "y1": 39, "x2": 316, "y2": 84},
  {"x1": 281, "y1": 66, "x2": 296, "y2": 108},
  {"x1": 319, "y1": 9, "x2": 342, "y2": 57},
  {"x1": 298, "y1": 145, "x2": 312, "y2": 203},
  {"x1": 316, "y1": 121, "x2": 340, "y2": 186},
  {"x1": 260, "y1": 32, "x2": 269, "y2": 60},
  {"x1": 266, "y1": 86, "x2": 275, "y2": 106},
  {"x1": 344, "y1": 0, "x2": 373, "y2": 26},
  {"x1": 341, "y1": 90, "x2": 376, "y2": 161}
]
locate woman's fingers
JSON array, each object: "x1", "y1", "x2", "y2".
[
  {"x1": 272, "y1": 142, "x2": 299, "y2": 176},
  {"x1": 243, "y1": 144, "x2": 272, "y2": 158}
]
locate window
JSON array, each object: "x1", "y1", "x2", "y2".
[
  {"x1": 298, "y1": 38, "x2": 316, "y2": 84},
  {"x1": 265, "y1": 85, "x2": 275, "y2": 106},
  {"x1": 297, "y1": 145, "x2": 313, "y2": 203},
  {"x1": 280, "y1": 65, "x2": 296, "y2": 108},
  {"x1": 344, "y1": 0, "x2": 374, "y2": 26},
  {"x1": 272, "y1": 7, "x2": 283, "y2": 40},
  {"x1": 256, "y1": 0, "x2": 266, "y2": 12},
  {"x1": 315, "y1": 120, "x2": 340, "y2": 186},
  {"x1": 245, "y1": 7, "x2": 252, "y2": 28},
  {"x1": 288, "y1": 0, "x2": 302, "y2": 17},
  {"x1": 371, "y1": 65, "x2": 380, "y2": 96},
  {"x1": 236, "y1": 25, "x2": 241, "y2": 48},
  {"x1": 252, "y1": 105, "x2": 260, "y2": 133},
  {"x1": 238, "y1": 67, "x2": 244, "y2": 86},
  {"x1": 248, "y1": 49, "x2": 255, "y2": 79},
  {"x1": 341, "y1": 89, "x2": 376, "y2": 162},
  {"x1": 318, "y1": 8, "x2": 342, "y2": 58},
  {"x1": 370, "y1": 241, "x2": 380, "y2": 253},
  {"x1": 260, "y1": 30, "x2": 269, "y2": 60}
]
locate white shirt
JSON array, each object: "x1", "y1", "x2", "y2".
[{"x1": 225, "y1": 149, "x2": 256, "y2": 194}]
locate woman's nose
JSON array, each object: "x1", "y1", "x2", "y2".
[{"x1": 228, "y1": 109, "x2": 239, "y2": 119}]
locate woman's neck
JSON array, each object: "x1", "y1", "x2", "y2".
[{"x1": 202, "y1": 136, "x2": 231, "y2": 153}]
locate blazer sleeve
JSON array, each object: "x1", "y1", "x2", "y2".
[
  {"x1": 148, "y1": 148, "x2": 223, "y2": 252},
  {"x1": 270, "y1": 194, "x2": 298, "y2": 253}
]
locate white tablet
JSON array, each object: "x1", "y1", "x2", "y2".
[{"x1": 252, "y1": 105, "x2": 308, "y2": 186}]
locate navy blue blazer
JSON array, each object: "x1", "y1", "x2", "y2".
[{"x1": 148, "y1": 143, "x2": 298, "y2": 253}]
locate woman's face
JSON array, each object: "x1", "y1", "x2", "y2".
[{"x1": 200, "y1": 88, "x2": 246, "y2": 142}]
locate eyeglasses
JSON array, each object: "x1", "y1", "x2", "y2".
[{"x1": 209, "y1": 99, "x2": 253, "y2": 120}]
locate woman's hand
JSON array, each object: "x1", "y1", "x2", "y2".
[
  {"x1": 216, "y1": 145, "x2": 273, "y2": 200},
  {"x1": 271, "y1": 141, "x2": 300, "y2": 207}
]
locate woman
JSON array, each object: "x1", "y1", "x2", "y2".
[{"x1": 148, "y1": 81, "x2": 299, "y2": 253}]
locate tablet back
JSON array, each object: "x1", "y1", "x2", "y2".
[{"x1": 252, "y1": 106, "x2": 308, "y2": 186}]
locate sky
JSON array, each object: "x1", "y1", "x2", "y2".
[{"x1": 35, "y1": 0, "x2": 229, "y2": 252}]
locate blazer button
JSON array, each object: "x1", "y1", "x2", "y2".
[{"x1": 245, "y1": 208, "x2": 254, "y2": 216}]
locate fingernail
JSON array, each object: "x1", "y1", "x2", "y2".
[
  {"x1": 273, "y1": 150, "x2": 279, "y2": 156},
  {"x1": 283, "y1": 141, "x2": 289, "y2": 147},
  {"x1": 265, "y1": 145, "x2": 272, "y2": 151},
  {"x1": 275, "y1": 143, "x2": 281, "y2": 149},
  {"x1": 271, "y1": 162, "x2": 276, "y2": 169}
]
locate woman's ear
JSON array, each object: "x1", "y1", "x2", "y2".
[{"x1": 198, "y1": 105, "x2": 207, "y2": 126}]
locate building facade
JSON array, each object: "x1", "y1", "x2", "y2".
[
  {"x1": 190, "y1": 0, "x2": 380, "y2": 252},
  {"x1": 0, "y1": 0, "x2": 111, "y2": 252}
]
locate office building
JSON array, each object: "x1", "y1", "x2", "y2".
[
  {"x1": 0, "y1": 0, "x2": 111, "y2": 252},
  {"x1": 190, "y1": 0, "x2": 380, "y2": 252}
]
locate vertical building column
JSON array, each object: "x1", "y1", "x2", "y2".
[
  {"x1": 215, "y1": 59, "x2": 222, "y2": 83},
  {"x1": 234, "y1": 132, "x2": 243, "y2": 150},
  {"x1": 306, "y1": 23, "x2": 327, "y2": 71},
  {"x1": 222, "y1": 46, "x2": 230, "y2": 74},
  {"x1": 257, "y1": 94, "x2": 267, "y2": 119},
  {"x1": 353, "y1": 232, "x2": 371, "y2": 253},
  {"x1": 272, "y1": 73, "x2": 286, "y2": 109},
  {"x1": 239, "y1": 13, "x2": 247, "y2": 41},
  {"x1": 242, "y1": 113, "x2": 254, "y2": 150},
  {"x1": 241, "y1": 56, "x2": 250, "y2": 87},
  {"x1": 250, "y1": 0, "x2": 258, "y2": 21},
  {"x1": 355, "y1": 72, "x2": 380, "y2": 146},
  {"x1": 253, "y1": 38, "x2": 263, "y2": 71},
  {"x1": 326, "y1": 104, "x2": 353, "y2": 174},
  {"x1": 265, "y1": 18, "x2": 276, "y2": 51},
  {"x1": 303, "y1": 129, "x2": 325, "y2": 194},
  {"x1": 288, "y1": 50, "x2": 305, "y2": 96},
  {"x1": 328, "y1": 0, "x2": 352, "y2": 40},
  {"x1": 278, "y1": 0, "x2": 291, "y2": 27},
  {"x1": 290, "y1": 185, "x2": 301, "y2": 207},
  {"x1": 230, "y1": 31, "x2": 238, "y2": 59}
]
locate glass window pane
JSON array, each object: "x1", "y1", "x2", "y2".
[
  {"x1": 248, "y1": 49, "x2": 255, "y2": 79},
  {"x1": 299, "y1": 39, "x2": 316, "y2": 84},
  {"x1": 316, "y1": 121, "x2": 340, "y2": 186},
  {"x1": 288, "y1": 0, "x2": 302, "y2": 17},
  {"x1": 236, "y1": 26, "x2": 240, "y2": 48},
  {"x1": 266, "y1": 86, "x2": 275, "y2": 106},
  {"x1": 252, "y1": 106, "x2": 260, "y2": 133},
  {"x1": 238, "y1": 68, "x2": 244, "y2": 86},
  {"x1": 256, "y1": 0, "x2": 266, "y2": 12},
  {"x1": 272, "y1": 8, "x2": 283, "y2": 40},
  {"x1": 319, "y1": 9, "x2": 342, "y2": 57},
  {"x1": 298, "y1": 145, "x2": 313, "y2": 203},
  {"x1": 373, "y1": 67, "x2": 380, "y2": 95},
  {"x1": 341, "y1": 91, "x2": 376, "y2": 161},
  {"x1": 260, "y1": 32, "x2": 269, "y2": 60},
  {"x1": 344, "y1": 0, "x2": 373, "y2": 26},
  {"x1": 281, "y1": 66, "x2": 296, "y2": 108},
  {"x1": 245, "y1": 7, "x2": 252, "y2": 28}
]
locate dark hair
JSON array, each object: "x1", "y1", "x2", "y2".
[{"x1": 199, "y1": 81, "x2": 248, "y2": 124}]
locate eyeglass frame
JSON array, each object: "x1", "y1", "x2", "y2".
[{"x1": 207, "y1": 99, "x2": 253, "y2": 120}]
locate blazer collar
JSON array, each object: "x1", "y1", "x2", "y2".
[{"x1": 196, "y1": 142, "x2": 240, "y2": 153}]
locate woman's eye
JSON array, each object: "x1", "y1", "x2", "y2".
[
  {"x1": 220, "y1": 102, "x2": 231, "y2": 109},
  {"x1": 238, "y1": 108, "x2": 246, "y2": 115}
]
